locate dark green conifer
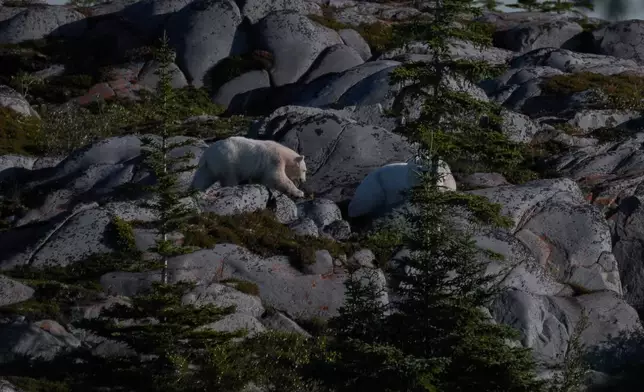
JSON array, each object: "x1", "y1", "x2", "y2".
[
  {"x1": 139, "y1": 31, "x2": 200, "y2": 284},
  {"x1": 314, "y1": 0, "x2": 546, "y2": 391}
]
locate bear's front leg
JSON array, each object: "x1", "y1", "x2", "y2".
[{"x1": 266, "y1": 171, "x2": 304, "y2": 198}]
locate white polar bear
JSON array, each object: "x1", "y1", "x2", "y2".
[
  {"x1": 348, "y1": 158, "x2": 456, "y2": 219},
  {"x1": 190, "y1": 136, "x2": 307, "y2": 198}
]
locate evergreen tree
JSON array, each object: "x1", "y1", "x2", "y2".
[
  {"x1": 313, "y1": 0, "x2": 545, "y2": 391},
  {"x1": 62, "y1": 32, "x2": 241, "y2": 392},
  {"x1": 548, "y1": 311, "x2": 591, "y2": 392},
  {"x1": 313, "y1": 270, "x2": 444, "y2": 391},
  {"x1": 139, "y1": 31, "x2": 200, "y2": 284},
  {"x1": 388, "y1": 1, "x2": 544, "y2": 390}
]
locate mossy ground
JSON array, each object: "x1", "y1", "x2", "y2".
[
  {"x1": 0, "y1": 252, "x2": 161, "y2": 322},
  {"x1": 0, "y1": 35, "x2": 252, "y2": 157},
  {"x1": 542, "y1": 72, "x2": 644, "y2": 111},
  {"x1": 358, "y1": 228, "x2": 404, "y2": 268},
  {"x1": 3, "y1": 376, "x2": 69, "y2": 392},
  {"x1": 0, "y1": 108, "x2": 42, "y2": 155},
  {"x1": 0, "y1": 85, "x2": 235, "y2": 156},
  {"x1": 180, "y1": 210, "x2": 358, "y2": 270}
]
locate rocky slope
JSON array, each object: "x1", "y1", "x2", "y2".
[{"x1": 1, "y1": 0, "x2": 644, "y2": 390}]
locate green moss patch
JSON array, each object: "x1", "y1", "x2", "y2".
[
  {"x1": 206, "y1": 54, "x2": 267, "y2": 93},
  {"x1": 0, "y1": 108, "x2": 43, "y2": 155},
  {"x1": 3, "y1": 252, "x2": 160, "y2": 291},
  {"x1": 0, "y1": 280, "x2": 104, "y2": 323},
  {"x1": 107, "y1": 217, "x2": 138, "y2": 255},
  {"x1": 358, "y1": 229, "x2": 404, "y2": 268},
  {"x1": 179, "y1": 114, "x2": 254, "y2": 141},
  {"x1": 0, "y1": 252, "x2": 162, "y2": 322},
  {"x1": 0, "y1": 85, "x2": 230, "y2": 156},
  {"x1": 3, "y1": 376, "x2": 69, "y2": 392},
  {"x1": 23, "y1": 74, "x2": 96, "y2": 105},
  {"x1": 308, "y1": 9, "x2": 395, "y2": 55},
  {"x1": 181, "y1": 210, "x2": 356, "y2": 270},
  {"x1": 542, "y1": 72, "x2": 644, "y2": 111},
  {"x1": 294, "y1": 316, "x2": 328, "y2": 336},
  {"x1": 517, "y1": 140, "x2": 568, "y2": 180},
  {"x1": 221, "y1": 278, "x2": 260, "y2": 296}
]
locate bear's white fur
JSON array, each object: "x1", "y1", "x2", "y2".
[
  {"x1": 348, "y1": 159, "x2": 456, "y2": 218},
  {"x1": 190, "y1": 136, "x2": 307, "y2": 198}
]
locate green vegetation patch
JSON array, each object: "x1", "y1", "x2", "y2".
[
  {"x1": 542, "y1": 72, "x2": 644, "y2": 111},
  {"x1": 107, "y1": 217, "x2": 139, "y2": 255},
  {"x1": 0, "y1": 108, "x2": 42, "y2": 155},
  {"x1": 221, "y1": 278, "x2": 260, "y2": 296},
  {"x1": 179, "y1": 114, "x2": 254, "y2": 141},
  {"x1": 206, "y1": 54, "x2": 267, "y2": 93},
  {"x1": 0, "y1": 85, "x2": 231, "y2": 156},
  {"x1": 308, "y1": 8, "x2": 395, "y2": 55},
  {"x1": 181, "y1": 210, "x2": 357, "y2": 270},
  {"x1": 3, "y1": 252, "x2": 161, "y2": 291},
  {"x1": 294, "y1": 316, "x2": 329, "y2": 336},
  {"x1": 0, "y1": 252, "x2": 162, "y2": 322},
  {"x1": 3, "y1": 376, "x2": 69, "y2": 392},
  {"x1": 19, "y1": 74, "x2": 96, "y2": 105},
  {"x1": 0, "y1": 280, "x2": 104, "y2": 323},
  {"x1": 359, "y1": 228, "x2": 404, "y2": 268}
]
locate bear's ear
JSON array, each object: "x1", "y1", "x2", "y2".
[{"x1": 295, "y1": 155, "x2": 304, "y2": 162}]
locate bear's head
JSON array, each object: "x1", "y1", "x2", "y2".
[{"x1": 286, "y1": 155, "x2": 307, "y2": 185}]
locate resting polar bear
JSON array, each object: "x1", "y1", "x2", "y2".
[
  {"x1": 190, "y1": 136, "x2": 307, "y2": 198},
  {"x1": 348, "y1": 159, "x2": 456, "y2": 218}
]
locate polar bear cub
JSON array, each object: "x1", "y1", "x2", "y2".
[
  {"x1": 348, "y1": 159, "x2": 456, "y2": 218},
  {"x1": 190, "y1": 136, "x2": 307, "y2": 198}
]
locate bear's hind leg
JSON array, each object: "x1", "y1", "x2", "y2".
[{"x1": 219, "y1": 172, "x2": 240, "y2": 187}]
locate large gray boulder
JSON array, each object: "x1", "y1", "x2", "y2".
[
  {"x1": 237, "y1": 0, "x2": 322, "y2": 24},
  {"x1": 495, "y1": 20, "x2": 584, "y2": 53},
  {"x1": 121, "y1": 0, "x2": 194, "y2": 37},
  {"x1": 611, "y1": 196, "x2": 644, "y2": 315},
  {"x1": 9, "y1": 135, "x2": 206, "y2": 226},
  {"x1": 491, "y1": 289, "x2": 641, "y2": 366},
  {"x1": 166, "y1": 0, "x2": 245, "y2": 87},
  {"x1": 0, "y1": 320, "x2": 81, "y2": 364},
  {"x1": 301, "y1": 44, "x2": 365, "y2": 84},
  {"x1": 213, "y1": 70, "x2": 271, "y2": 109},
  {"x1": 0, "y1": 85, "x2": 39, "y2": 118},
  {"x1": 293, "y1": 60, "x2": 401, "y2": 108},
  {"x1": 0, "y1": 275, "x2": 34, "y2": 307},
  {"x1": 255, "y1": 10, "x2": 343, "y2": 86},
  {"x1": 0, "y1": 5, "x2": 87, "y2": 44},
  {"x1": 593, "y1": 20, "x2": 644, "y2": 64},
  {"x1": 470, "y1": 178, "x2": 622, "y2": 295},
  {"x1": 250, "y1": 106, "x2": 416, "y2": 202},
  {"x1": 101, "y1": 244, "x2": 350, "y2": 320}
]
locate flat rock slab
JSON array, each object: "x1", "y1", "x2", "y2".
[
  {"x1": 0, "y1": 275, "x2": 34, "y2": 307},
  {"x1": 101, "y1": 244, "x2": 349, "y2": 320},
  {"x1": 0, "y1": 320, "x2": 81, "y2": 364},
  {"x1": 490, "y1": 289, "x2": 641, "y2": 366}
]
